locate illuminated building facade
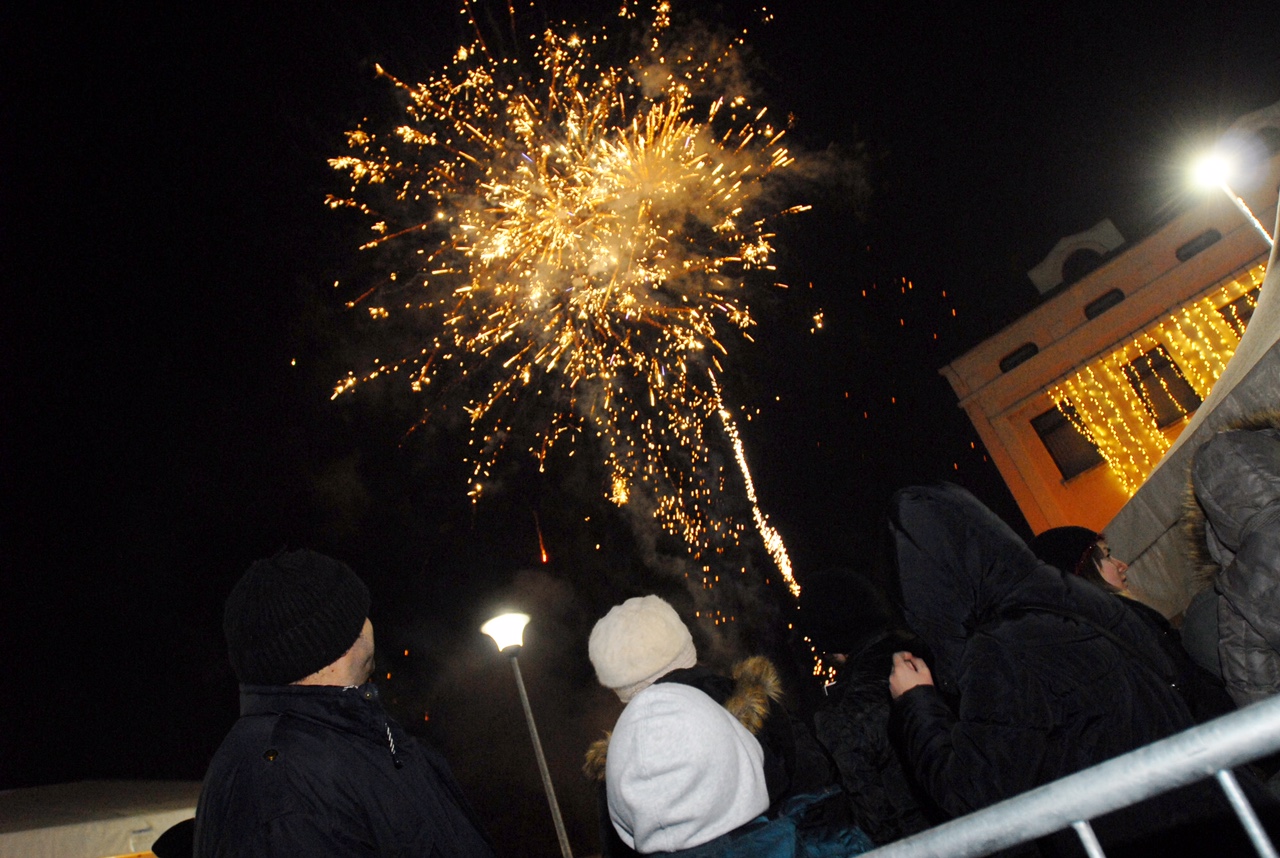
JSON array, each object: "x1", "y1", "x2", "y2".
[{"x1": 941, "y1": 102, "x2": 1280, "y2": 535}]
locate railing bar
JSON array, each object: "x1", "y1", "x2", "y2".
[
  {"x1": 1071, "y1": 820, "x2": 1107, "y2": 858},
  {"x1": 1216, "y1": 768, "x2": 1279, "y2": 858},
  {"x1": 859, "y1": 695, "x2": 1280, "y2": 857}
]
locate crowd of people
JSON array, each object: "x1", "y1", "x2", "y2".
[{"x1": 169, "y1": 414, "x2": 1280, "y2": 857}]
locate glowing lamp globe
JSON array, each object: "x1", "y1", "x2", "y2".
[
  {"x1": 1187, "y1": 146, "x2": 1274, "y2": 247},
  {"x1": 482, "y1": 612, "x2": 531, "y2": 653},
  {"x1": 1190, "y1": 151, "x2": 1234, "y2": 189}
]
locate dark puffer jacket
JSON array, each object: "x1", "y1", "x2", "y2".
[
  {"x1": 798, "y1": 567, "x2": 936, "y2": 844},
  {"x1": 194, "y1": 683, "x2": 494, "y2": 858},
  {"x1": 888, "y1": 483, "x2": 1266, "y2": 855},
  {"x1": 1191, "y1": 423, "x2": 1280, "y2": 708},
  {"x1": 814, "y1": 634, "x2": 935, "y2": 845}
]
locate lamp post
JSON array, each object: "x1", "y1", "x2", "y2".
[
  {"x1": 481, "y1": 612, "x2": 573, "y2": 858},
  {"x1": 1190, "y1": 149, "x2": 1275, "y2": 248}
]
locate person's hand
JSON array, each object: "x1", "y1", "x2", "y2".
[{"x1": 889, "y1": 651, "x2": 934, "y2": 699}]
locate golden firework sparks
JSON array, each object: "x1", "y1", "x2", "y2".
[{"x1": 329, "y1": 1, "x2": 803, "y2": 577}]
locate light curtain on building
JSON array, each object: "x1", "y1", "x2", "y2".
[{"x1": 1047, "y1": 261, "x2": 1267, "y2": 495}]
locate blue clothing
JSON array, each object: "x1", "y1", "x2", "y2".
[{"x1": 663, "y1": 790, "x2": 874, "y2": 858}]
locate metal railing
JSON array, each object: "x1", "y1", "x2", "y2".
[{"x1": 861, "y1": 693, "x2": 1280, "y2": 858}]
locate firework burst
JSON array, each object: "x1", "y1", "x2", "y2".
[{"x1": 329, "y1": 1, "x2": 802, "y2": 586}]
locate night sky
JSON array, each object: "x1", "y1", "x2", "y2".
[{"x1": 6, "y1": 1, "x2": 1279, "y2": 854}]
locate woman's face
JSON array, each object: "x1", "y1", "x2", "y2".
[{"x1": 1095, "y1": 539, "x2": 1128, "y2": 590}]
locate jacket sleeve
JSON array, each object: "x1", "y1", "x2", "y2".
[
  {"x1": 890, "y1": 650, "x2": 1052, "y2": 818},
  {"x1": 1217, "y1": 510, "x2": 1280, "y2": 706},
  {"x1": 1218, "y1": 508, "x2": 1280, "y2": 650}
]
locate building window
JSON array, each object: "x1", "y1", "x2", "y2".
[
  {"x1": 1084, "y1": 289, "x2": 1125, "y2": 320},
  {"x1": 1031, "y1": 403, "x2": 1104, "y2": 480},
  {"x1": 1062, "y1": 248, "x2": 1104, "y2": 284},
  {"x1": 1218, "y1": 287, "x2": 1261, "y2": 337},
  {"x1": 1121, "y1": 345, "x2": 1201, "y2": 428},
  {"x1": 1175, "y1": 229, "x2": 1221, "y2": 262},
  {"x1": 999, "y1": 342, "x2": 1039, "y2": 373}
]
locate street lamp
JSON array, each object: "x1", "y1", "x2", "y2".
[
  {"x1": 1190, "y1": 149, "x2": 1275, "y2": 248},
  {"x1": 481, "y1": 612, "x2": 573, "y2": 858}
]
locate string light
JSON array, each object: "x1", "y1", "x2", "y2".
[{"x1": 1048, "y1": 262, "x2": 1265, "y2": 494}]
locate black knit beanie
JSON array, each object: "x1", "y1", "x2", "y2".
[
  {"x1": 1028, "y1": 526, "x2": 1098, "y2": 577},
  {"x1": 223, "y1": 549, "x2": 371, "y2": 685}
]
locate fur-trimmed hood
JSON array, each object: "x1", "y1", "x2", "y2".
[
  {"x1": 583, "y1": 656, "x2": 783, "y2": 782},
  {"x1": 1183, "y1": 409, "x2": 1280, "y2": 592}
]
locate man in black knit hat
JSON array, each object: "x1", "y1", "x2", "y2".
[{"x1": 194, "y1": 549, "x2": 494, "y2": 857}]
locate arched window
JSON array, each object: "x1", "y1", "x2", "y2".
[{"x1": 1061, "y1": 248, "x2": 1104, "y2": 284}]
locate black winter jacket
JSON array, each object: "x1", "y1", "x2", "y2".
[
  {"x1": 814, "y1": 634, "x2": 934, "y2": 845},
  {"x1": 194, "y1": 683, "x2": 494, "y2": 858},
  {"x1": 888, "y1": 484, "x2": 1271, "y2": 856}
]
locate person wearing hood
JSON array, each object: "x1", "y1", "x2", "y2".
[
  {"x1": 1187, "y1": 416, "x2": 1280, "y2": 710},
  {"x1": 583, "y1": 594, "x2": 862, "y2": 856},
  {"x1": 885, "y1": 483, "x2": 1267, "y2": 855},
  {"x1": 602, "y1": 680, "x2": 873, "y2": 857}
]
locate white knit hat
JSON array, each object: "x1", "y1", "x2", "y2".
[
  {"x1": 589, "y1": 595, "x2": 697, "y2": 703},
  {"x1": 606, "y1": 683, "x2": 769, "y2": 853}
]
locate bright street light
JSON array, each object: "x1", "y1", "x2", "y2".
[
  {"x1": 481, "y1": 612, "x2": 573, "y2": 858},
  {"x1": 1190, "y1": 151, "x2": 1234, "y2": 189},
  {"x1": 480, "y1": 612, "x2": 531, "y2": 652},
  {"x1": 1189, "y1": 148, "x2": 1274, "y2": 248}
]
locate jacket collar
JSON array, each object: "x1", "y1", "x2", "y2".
[{"x1": 239, "y1": 681, "x2": 383, "y2": 720}]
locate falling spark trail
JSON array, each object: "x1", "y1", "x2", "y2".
[
  {"x1": 329, "y1": 1, "x2": 803, "y2": 579},
  {"x1": 533, "y1": 510, "x2": 550, "y2": 564},
  {"x1": 709, "y1": 369, "x2": 795, "y2": 591}
]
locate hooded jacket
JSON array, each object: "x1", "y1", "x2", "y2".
[
  {"x1": 888, "y1": 484, "x2": 1192, "y2": 816},
  {"x1": 194, "y1": 683, "x2": 494, "y2": 858},
  {"x1": 588, "y1": 675, "x2": 868, "y2": 858},
  {"x1": 605, "y1": 683, "x2": 771, "y2": 853},
  {"x1": 880, "y1": 484, "x2": 1280, "y2": 857},
  {"x1": 1190, "y1": 419, "x2": 1280, "y2": 708},
  {"x1": 586, "y1": 657, "x2": 840, "y2": 856},
  {"x1": 585, "y1": 657, "x2": 823, "y2": 806}
]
